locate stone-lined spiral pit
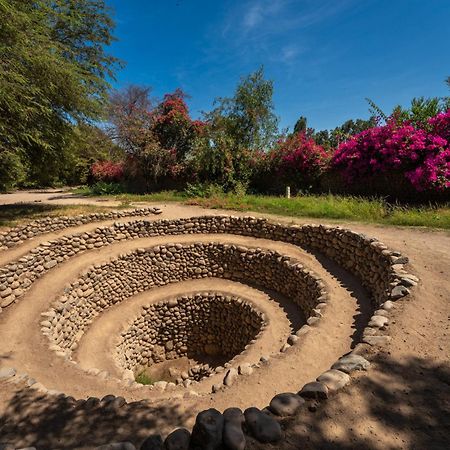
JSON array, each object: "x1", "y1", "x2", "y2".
[
  {"x1": 117, "y1": 293, "x2": 266, "y2": 384},
  {"x1": 43, "y1": 241, "x2": 324, "y2": 364},
  {"x1": 0, "y1": 213, "x2": 419, "y2": 450}
]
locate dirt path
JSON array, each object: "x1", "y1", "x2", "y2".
[
  {"x1": 0, "y1": 200, "x2": 449, "y2": 449},
  {"x1": 0, "y1": 189, "x2": 122, "y2": 207}
]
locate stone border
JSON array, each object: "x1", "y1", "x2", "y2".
[
  {"x1": 0, "y1": 215, "x2": 411, "y2": 312},
  {"x1": 0, "y1": 206, "x2": 162, "y2": 251}
]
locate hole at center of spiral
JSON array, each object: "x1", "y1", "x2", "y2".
[{"x1": 116, "y1": 293, "x2": 266, "y2": 385}]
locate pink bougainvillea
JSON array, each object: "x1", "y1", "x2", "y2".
[
  {"x1": 271, "y1": 132, "x2": 329, "y2": 187},
  {"x1": 429, "y1": 110, "x2": 450, "y2": 142},
  {"x1": 91, "y1": 161, "x2": 124, "y2": 182},
  {"x1": 332, "y1": 113, "x2": 450, "y2": 192}
]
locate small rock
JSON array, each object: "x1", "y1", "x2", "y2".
[
  {"x1": 363, "y1": 335, "x2": 391, "y2": 346},
  {"x1": 0, "y1": 367, "x2": 16, "y2": 380},
  {"x1": 0, "y1": 288, "x2": 12, "y2": 298},
  {"x1": 296, "y1": 325, "x2": 311, "y2": 336},
  {"x1": 154, "y1": 381, "x2": 168, "y2": 391},
  {"x1": 391, "y1": 285, "x2": 410, "y2": 300},
  {"x1": 280, "y1": 343, "x2": 291, "y2": 352},
  {"x1": 84, "y1": 397, "x2": 100, "y2": 409},
  {"x1": 190, "y1": 408, "x2": 224, "y2": 450},
  {"x1": 105, "y1": 396, "x2": 126, "y2": 411},
  {"x1": 382, "y1": 300, "x2": 394, "y2": 310},
  {"x1": 298, "y1": 382, "x2": 329, "y2": 400},
  {"x1": 223, "y1": 408, "x2": 245, "y2": 450},
  {"x1": 43, "y1": 260, "x2": 57, "y2": 270},
  {"x1": 317, "y1": 369, "x2": 350, "y2": 392},
  {"x1": 223, "y1": 368, "x2": 238, "y2": 387},
  {"x1": 331, "y1": 354, "x2": 370, "y2": 373},
  {"x1": 95, "y1": 442, "x2": 136, "y2": 450},
  {"x1": 368, "y1": 315, "x2": 389, "y2": 328},
  {"x1": 238, "y1": 363, "x2": 253, "y2": 376},
  {"x1": 400, "y1": 277, "x2": 417, "y2": 287},
  {"x1": 307, "y1": 316, "x2": 320, "y2": 326},
  {"x1": 0, "y1": 295, "x2": 15, "y2": 308},
  {"x1": 244, "y1": 407, "x2": 282, "y2": 443},
  {"x1": 163, "y1": 428, "x2": 190, "y2": 450},
  {"x1": 140, "y1": 434, "x2": 163, "y2": 450},
  {"x1": 269, "y1": 392, "x2": 305, "y2": 416}
]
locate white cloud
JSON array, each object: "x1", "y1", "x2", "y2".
[
  {"x1": 244, "y1": 4, "x2": 263, "y2": 29},
  {"x1": 280, "y1": 45, "x2": 300, "y2": 63}
]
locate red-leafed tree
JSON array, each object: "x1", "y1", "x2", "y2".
[{"x1": 107, "y1": 85, "x2": 203, "y2": 191}]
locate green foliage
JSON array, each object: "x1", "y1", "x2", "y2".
[
  {"x1": 62, "y1": 124, "x2": 123, "y2": 185},
  {"x1": 183, "y1": 182, "x2": 226, "y2": 198},
  {"x1": 189, "y1": 123, "x2": 253, "y2": 191},
  {"x1": 107, "y1": 85, "x2": 200, "y2": 191},
  {"x1": 207, "y1": 67, "x2": 279, "y2": 151},
  {"x1": 367, "y1": 96, "x2": 450, "y2": 127},
  {"x1": 312, "y1": 118, "x2": 376, "y2": 150},
  {"x1": 188, "y1": 193, "x2": 450, "y2": 230},
  {"x1": 0, "y1": 0, "x2": 119, "y2": 189},
  {"x1": 135, "y1": 371, "x2": 154, "y2": 385},
  {"x1": 293, "y1": 116, "x2": 308, "y2": 134},
  {"x1": 90, "y1": 181, "x2": 124, "y2": 195},
  {"x1": 189, "y1": 67, "x2": 277, "y2": 191},
  {"x1": 0, "y1": 150, "x2": 25, "y2": 191}
]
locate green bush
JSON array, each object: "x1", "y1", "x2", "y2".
[
  {"x1": 90, "y1": 181, "x2": 124, "y2": 195},
  {"x1": 183, "y1": 182, "x2": 226, "y2": 198}
]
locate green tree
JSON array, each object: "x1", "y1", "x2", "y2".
[
  {"x1": 209, "y1": 67, "x2": 279, "y2": 150},
  {"x1": 293, "y1": 116, "x2": 308, "y2": 134},
  {"x1": 61, "y1": 124, "x2": 123, "y2": 185},
  {"x1": 190, "y1": 68, "x2": 278, "y2": 191},
  {"x1": 367, "y1": 96, "x2": 450, "y2": 128},
  {"x1": 0, "y1": 0, "x2": 119, "y2": 189}
]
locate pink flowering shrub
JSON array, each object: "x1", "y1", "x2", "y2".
[
  {"x1": 429, "y1": 110, "x2": 450, "y2": 142},
  {"x1": 91, "y1": 160, "x2": 124, "y2": 183},
  {"x1": 272, "y1": 132, "x2": 329, "y2": 188},
  {"x1": 332, "y1": 113, "x2": 450, "y2": 192}
]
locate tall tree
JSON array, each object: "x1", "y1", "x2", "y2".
[
  {"x1": 209, "y1": 67, "x2": 279, "y2": 150},
  {"x1": 0, "y1": 0, "x2": 119, "y2": 189}
]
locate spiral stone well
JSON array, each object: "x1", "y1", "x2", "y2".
[
  {"x1": 117, "y1": 293, "x2": 266, "y2": 383},
  {"x1": 0, "y1": 212, "x2": 417, "y2": 450}
]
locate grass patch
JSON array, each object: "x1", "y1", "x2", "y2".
[
  {"x1": 73, "y1": 186, "x2": 185, "y2": 203},
  {"x1": 189, "y1": 194, "x2": 450, "y2": 229},
  {"x1": 0, "y1": 203, "x2": 122, "y2": 229},
  {"x1": 71, "y1": 187, "x2": 450, "y2": 230},
  {"x1": 135, "y1": 371, "x2": 155, "y2": 385}
]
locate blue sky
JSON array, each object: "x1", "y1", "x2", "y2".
[{"x1": 106, "y1": 0, "x2": 450, "y2": 131}]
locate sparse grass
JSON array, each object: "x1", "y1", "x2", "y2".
[
  {"x1": 72, "y1": 186, "x2": 185, "y2": 203},
  {"x1": 0, "y1": 203, "x2": 122, "y2": 229},
  {"x1": 135, "y1": 371, "x2": 154, "y2": 385},
  {"x1": 72, "y1": 187, "x2": 450, "y2": 230},
  {"x1": 189, "y1": 193, "x2": 450, "y2": 230}
]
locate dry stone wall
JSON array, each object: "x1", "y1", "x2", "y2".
[
  {"x1": 0, "y1": 215, "x2": 410, "y2": 313},
  {"x1": 0, "y1": 207, "x2": 161, "y2": 251},
  {"x1": 43, "y1": 243, "x2": 323, "y2": 359},
  {"x1": 117, "y1": 293, "x2": 265, "y2": 381}
]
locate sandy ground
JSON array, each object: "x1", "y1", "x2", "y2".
[
  {"x1": 0, "y1": 192, "x2": 449, "y2": 449},
  {"x1": 0, "y1": 189, "x2": 122, "y2": 207}
]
